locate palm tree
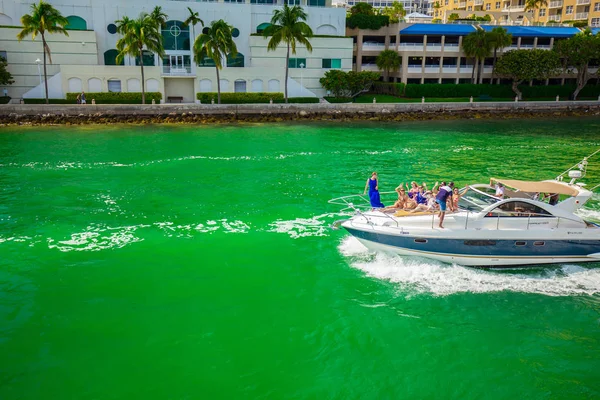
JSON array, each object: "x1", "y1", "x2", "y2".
[
  {"x1": 488, "y1": 27, "x2": 512, "y2": 83},
  {"x1": 376, "y1": 50, "x2": 401, "y2": 82},
  {"x1": 263, "y1": 4, "x2": 313, "y2": 103},
  {"x1": 17, "y1": 0, "x2": 69, "y2": 104},
  {"x1": 183, "y1": 7, "x2": 204, "y2": 43},
  {"x1": 525, "y1": 0, "x2": 548, "y2": 23},
  {"x1": 116, "y1": 12, "x2": 165, "y2": 104},
  {"x1": 461, "y1": 30, "x2": 493, "y2": 84},
  {"x1": 150, "y1": 6, "x2": 168, "y2": 29},
  {"x1": 193, "y1": 19, "x2": 237, "y2": 105}
]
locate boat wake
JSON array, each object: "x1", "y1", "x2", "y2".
[{"x1": 339, "y1": 236, "x2": 600, "y2": 297}]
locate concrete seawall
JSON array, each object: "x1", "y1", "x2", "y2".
[{"x1": 1, "y1": 101, "x2": 599, "y2": 124}]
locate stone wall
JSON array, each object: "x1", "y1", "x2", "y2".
[{"x1": 1, "y1": 102, "x2": 599, "y2": 125}]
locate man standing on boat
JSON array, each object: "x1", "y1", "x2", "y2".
[{"x1": 436, "y1": 182, "x2": 454, "y2": 229}]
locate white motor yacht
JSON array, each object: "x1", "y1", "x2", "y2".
[{"x1": 330, "y1": 152, "x2": 600, "y2": 268}]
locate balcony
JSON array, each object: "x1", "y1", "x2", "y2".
[
  {"x1": 502, "y1": 5, "x2": 526, "y2": 11},
  {"x1": 456, "y1": 2, "x2": 467, "y2": 7},
  {"x1": 362, "y1": 42, "x2": 386, "y2": 50},
  {"x1": 399, "y1": 43, "x2": 424, "y2": 50},
  {"x1": 576, "y1": 0, "x2": 590, "y2": 4},
  {"x1": 162, "y1": 65, "x2": 193, "y2": 76},
  {"x1": 548, "y1": 14, "x2": 561, "y2": 21},
  {"x1": 574, "y1": 12, "x2": 589, "y2": 19},
  {"x1": 474, "y1": 0, "x2": 484, "y2": 5},
  {"x1": 548, "y1": 0, "x2": 562, "y2": 7}
]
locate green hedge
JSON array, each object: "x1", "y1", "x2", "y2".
[
  {"x1": 197, "y1": 92, "x2": 285, "y2": 104},
  {"x1": 371, "y1": 82, "x2": 405, "y2": 96},
  {"x1": 23, "y1": 99, "x2": 75, "y2": 104},
  {"x1": 346, "y1": 14, "x2": 390, "y2": 30},
  {"x1": 324, "y1": 97, "x2": 353, "y2": 103},
  {"x1": 275, "y1": 97, "x2": 319, "y2": 104},
  {"x1": 403, "y1": 84, "x2": 600, "y2": 99},
  {"x1": 65, "y1": 92, "x2": 162, "y2": 104},
  {"x1": 0, "y1": 96, "x2": 10, "y2": 104}
]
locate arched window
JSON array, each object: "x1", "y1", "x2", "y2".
[
  {"x1": 227, "y1": 53, "x2": 244, "y2": 67},
  {"x1": 65, "y1": 16, "x2": 87, "y2": 30},
  {"x1": 104, "y1": 49, "x2": 123, "y2": 66},
  {"x1": 136, "y1": 51, "x2": 155, "y2": 66},
  {"x1": 162, "y1": 20, "x2": 190, "y2": 51},
  {"x1": 256, "y1": 23, "x2": 271, "y2": 34}
]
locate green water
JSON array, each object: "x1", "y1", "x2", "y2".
[{"x1": 1, "y1": 119, "x2": 600, "y2": 399}]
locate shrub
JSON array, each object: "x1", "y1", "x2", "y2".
[
  {"x1": 346, "y1": 14, "x2": 390, "y2": 30},
  {"x1": 402, "y1": 84, "x2": 600, "y2": 99},
  {"x1": 371, "y1": 82, "x2": 405, "y2": 96},
  {"x1": 65, "y1": 92, "x2": 162, "y2": 104},
  {"x1": 23, "y1": 98, "x2": 76, "y2": 104},
  {"x1": 0, "y1": 96, "x2": 10, "y2": 104},
  {"x1": 324, "y1": 97, "x2": 353, "y2": 103},
  {"x1": 196, "y1": 92, "x2": 284, "y2": 104},
  {"x1": 275, "y1": 97, "x2": 319, "y2": 104}
]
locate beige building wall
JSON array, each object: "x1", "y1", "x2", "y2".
[{"x1": 432, "y1": 0, "x2": 600, "y2": 25}]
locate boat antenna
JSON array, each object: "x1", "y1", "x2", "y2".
[{"x1": 556, "y1": 147, "x2": 600, "y2": 183}]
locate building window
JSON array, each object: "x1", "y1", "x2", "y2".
[
  {"x1": 322, "y1": 58, "x2": 342, "y2": 68},
  {"x1": 227, "y1": 53, "x2": 244, "y2": 67},
  {"x1": 256, "y1": 23, "x2": 271, "y2": 34},
  {"x1": 65, "y1": 15, "x2": 87, "y2": 30},
  {"x1": 224, "y1": 0, "x2": 245, "y2": 2},
  {"x1": 308, "y1": 0, "x2": 326, "y2": 5},
  {"x1": 539, "y1": 8, "x2": 546, "y2": 16},
  {"x1": 232, "y1": 28, "x2": 240, "y2": 38},
  {"x1": 288, "y1": 58, "x2": 307, "y2": 68},
  {"x1": 136, "y1": 50, "x2": 155, "y2": 66},
  {"x1": 103, "y1": 49, "x2": 123, "y2": 66},
  {"x1": 486, "y1": 3, "x2": 491, "y2": 10},
  {"x1": 285, "y1": 0, "x2": 301, "y2": 4},
  {"x1": 467, "y1": 5, "x2": 472, "y2": 10},
  {"x1": 250, "y1": 0, "x2": 275, "y2": 3},
  {"x1": 107, "y1": 23, "x2": 117, "y2": 34},
  {"x1": 107, "y1": 80, "x2": 121, "y2": 92},
  {"x1": 162, "y1": 20, "x2": 190, "y2": 51},
  {"x1": 566, "y1": 5, "x2": 573, "y2": 13},
  {"x1": 495, "y1": 1, "x2": 500, "y2": 7},
  {"x1": 592, "y1": 17, "x2": 600, "y2": 26},
  {"x1": 595, "y1": 2, "x2": 600, "y2": 11},
  {"x1": 0, "y1": 51, "x2": 6, "y2": 61}
]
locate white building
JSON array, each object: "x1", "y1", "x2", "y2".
[{"x1": 0, "y1": 0, "x2": 353, "y2": 101}]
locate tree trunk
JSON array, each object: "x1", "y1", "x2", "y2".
[
  {"x1": 216, "y1": 66, "x2": 221, "y2": 104},
  {"x1": 477, "y1": 58, "x2": 483, "y2": 84},
  {"x1": 512, "y1": 80, "x2": 523, "y2": 100},
  {"x1": 573, "y1": 63, "x2": 589, "y2": 100},
  {"x1": 492, "y1": 48, "x2": 497, "y2": 84},
  {"x1": 284, "y1": 42, "x2": 290, "y2": 104},
  {"x1": 42, "y1": 34, "x2": 49, "y2": 104},
  {"x1": 471, "y1": 58, "x2": 477, "y2": 84},
  {"x1": 139, "y1": 48, "x2": 146, "y2": 105}
]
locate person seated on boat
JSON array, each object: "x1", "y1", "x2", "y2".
[
  {"x1": 403, "y1": 195, "x2": 418, "y2": 210},
  {"x1": 380, "y1": 184, "x2": 410, "y2": 212},
  {"x1": 415, "y1": 185, "x2": 428, "y2": 205},
  {"x1": 364, "y1": 172, "x2": 385, "y2": 209},
  {"x1": 543, "y1": 192, "x2": 559, "y2": 206},
  {"x1": 451, "y1": 187, "x2": 461, "y2": 211},
  {"x1": 491, "y1": 181, "x2": 505, "y2": 199},
  {"x1": 404, "y1": 181, "x2": 418, "y2": 199},
  {"x1": 532, "y1": 192, "x2": 540, "y2": 201},
  {"x1": 409, "y1": 191, "x2": 438, "y2": 213},
  {"x1": 436, "y1": 182, "x2": 454, "y2": 228}
]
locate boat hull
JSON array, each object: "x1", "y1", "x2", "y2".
[{"x1": 345, "y1": 226, "x2": 600, "y2": 267}]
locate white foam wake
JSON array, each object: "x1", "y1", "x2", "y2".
[
  {"x1": 339, "y1": 236, "x2": 600, "y2": 297},
  {"x1": 268, "y1": 212, "x2": 349, "y2": 239}
]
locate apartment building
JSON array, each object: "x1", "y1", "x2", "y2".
[
  {"x1": 341, "y1": 0, "x2": 432, "y2": 15},
  {"x1": 430, "y1": 0, "x2": 600, "y2": 27},
  {"x1": 349, "y1": 23, "x2": 582, "y2": 84},
  {"x1": 0, "y1": 0, "x2": 352, "y2": 101}
]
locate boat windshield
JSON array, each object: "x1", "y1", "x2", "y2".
[{"x1": 458, "y1": 187, "x2": 500, "y2": 211}]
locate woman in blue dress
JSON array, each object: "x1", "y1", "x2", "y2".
[{"x1": 364, "y1": 172, "x2": 385, "y2": 209}]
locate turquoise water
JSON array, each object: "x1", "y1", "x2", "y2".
[{"x1": 1, "y1": 119, "x2": 600, "y2": 399}]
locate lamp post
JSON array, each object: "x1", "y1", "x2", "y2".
[
  {"x1": 35, "y1": 58, "x2": 42, "y2": 86},
  {"x1": 299, "y1": 62, "x2": 305, "y2": 96}
]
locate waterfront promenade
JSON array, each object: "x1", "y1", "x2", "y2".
[{"x1": 1, "y1": 101, "x2": 600, "y2": 124}]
